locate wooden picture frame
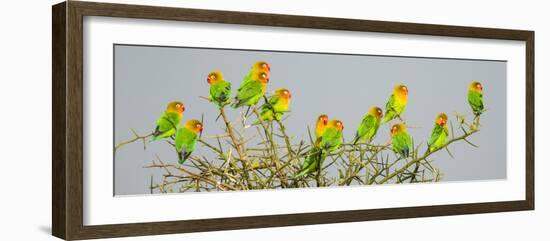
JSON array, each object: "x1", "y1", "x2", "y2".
[{"x1": 52, "y1": 1, "x2": 534, "y2": 240}]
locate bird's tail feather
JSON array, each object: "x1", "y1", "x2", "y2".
[
  {"x1": 352, "y1": 134, "x2": 360, "y2": 145},
  {"x1": 177, "y1": 151, "x2": 191, "y2": 165}
]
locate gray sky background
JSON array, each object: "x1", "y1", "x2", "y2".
[{"x1": 114, "y1": 44, "x2": 507, "y2": 196}]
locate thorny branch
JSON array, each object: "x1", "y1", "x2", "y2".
[{"x1": 116, "y1": 103, "x2": 482, "y2": 192}]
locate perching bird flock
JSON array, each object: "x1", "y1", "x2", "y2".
[{"x1": 117, "y1": 61, "x2": 486, "y2": 191}]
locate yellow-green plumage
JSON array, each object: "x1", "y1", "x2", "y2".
[
  {"x1": 391, "y1": 123, "x2": 412, "y2": 158},
  {"x1": 175, "y1": 120, "x2": 203, "y2": 164},
  {"x1": 152, "y1": 101, "x2": 185, "y2": 141},
  {"x1": 232, "y1": 71, "x2": 269, "y2": 108},
  {"x1": 207, "y1": 71, "x2": 232, "y2": 108},
  {"x1": 296, "y1": 120, "x2": 344, "y2": 178},
  {"x1": 468, "y1": 81, "x2": 484, "y2": 117},
  {"x1": 428, "y1": 113, "x2": 449, "y2": 152},
  {"x1": 353, "y1": 106, "x2": 383, "y2": 144},
  {"x1": 259, "y1": 88, "x2": 291, "y2": 122},
  {"x1": 383, "y1": 84, "x2": 409, "y2": 123}
]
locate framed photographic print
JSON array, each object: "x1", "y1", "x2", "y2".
[{"x1": 52, "y1": 1, "x2": 534, "y2": 240}]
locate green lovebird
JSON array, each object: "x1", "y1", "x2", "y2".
[
  {"x1": 468, "y1": 81, "x2": 484, "y2": 117},
  {"x1": 295, "y1": 115, "x2": 328, "y2": 178},
  {"x1": 242, "y1": 61, "x2": 271, "y2": 85},
  {"x1": 151, "y1": 101, "x2": 185, "y2": 141},
  {"x1": 315, "y1": 114, "x2": 329, "y2": 139},
  {"x1": 232, "y1": 71, "x2": 270, "y2": 108},
  {"x1": 383, "y1": 84, "x2": 409, "y2": 123},
  {"x1": 207, "y1": 71, "x2": 232, "y2": 108},
  {"x1": 175, "y1": 120, "x2": 203, "y2": 164},
  {"x1": 352, "y1": 106, "x2": 383, "y2": 144},
  {"x1": 428, "y1": 113, "x2": 449, "y2": 152},
  {"x1": 318, "y1": 119, "x2": 345, "y2": 152},
  {"x1": 296, "y1": 119, "x2": 344, "y2": 178},
  {"x1": 390, "y1": 123, "x2": 412, "y2": 158},
  {"x1": 258, "y1": 88, "x2": 292, "y2": 122}
]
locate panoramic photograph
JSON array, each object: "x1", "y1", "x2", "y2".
[{"x1": 113, "y1": 44, "x2": 506, "y2": 195}]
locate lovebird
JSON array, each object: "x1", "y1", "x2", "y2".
[
  {"x1": 207, "y1": 71, "x2": 232, "y2": 108},
  {"x1": 175, "y1": 119, "x2": 203, "y2": 164},
  {"x1": 232, "y1": 71, "x2": 270, "y2": 108},
  {"x1": 428, "y1": 113, "x2": 449, "y2": 152},
  {"x1": 151, "y1": 101, "x2": 185, "y2": 141},
  {"x1": 390, "y1": 123, "x2": 412, "y2": 158},
  {"x1": 242, "y1": 61, "x2": 271, "y2": 85},
  {"x1": 468, "y1": 81, "x2": 484, "y2": 117},
  {"x1": 295, "y1": 115, "x2": 328, "y2": 178},
  {"x1": 318, "y1": 120, "x2": 345, "y2": 152},
  {"x1": 315, "y1": 114, "x2": 329, "y2": 139},
  {"x1": 383, "y1": 84, "x2": 409, "y2": 123},
  {"x1": 259, "y1": 88, "x2": 292, "y2": 122},
  {"x1": 296, "y1": 120, "x2": 344, "y2": 178},
  {"x1": 352, "y1": 106, "x2": 383, "y2": 144}
]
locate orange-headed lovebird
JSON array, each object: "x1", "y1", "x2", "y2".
[
  {"x1": 152, "y1": 101, "x2": 185, "y2": 141},
  {"x1": 383, "y1": 84, "x2": 408, "y2": 123},
  {"x1": 207, "y1": 71, "x2": 232, "y2": 108},
  {"x1": 259, "y1": 88, "x2": 291, "y2": 122},
  {"x1": 175, "y1": 119, "x2": 203, "y2": 164},
  {"x1": 353, "y1": 106, "x2": 383, "y2": 144},
  {"x1": 428, "y1": 113, "x2": 448, "y2": 152},
  {"x1": 468, "y1": 81, "x2": 484, "y2": 117}
]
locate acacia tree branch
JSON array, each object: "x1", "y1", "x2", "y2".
[
  {"x1": 114, "y1": 129, "x2": 152, "y2": 153},
  {"x1": 377, "y1": 128, "x2": 479, "y2": 184},
  {"x1": 219, "y1": 107, "x2": 252, "y2": 189}
]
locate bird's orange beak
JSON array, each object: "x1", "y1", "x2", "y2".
[{"x1": 207, "y1": 75, "x2": 212, "y2": 84}]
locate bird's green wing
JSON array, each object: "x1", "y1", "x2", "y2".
[
  {"x1": 356, "y1": 115, "x2": 376, "y2": 141},
  {"x1": 153, "y1": 112, "x2": 181, "y2": 140},
  {"x1": 383, "y1": 94, "x2": 396, "y2": 122},
  {"x1": 175, "y1": 128, "x2": 199, "y2": 163},
  {"x1": 468, "y1": 91, "x2": 484, "y2": 115},
  {"x1": 320, "y1": 128, "x2": 343, "y2": 152},
  {"x1": 210, "y1": 80, "x2": 232, "y2": 107},
  {"x1": 393, "y1": 132, "x2": 411, "y2": 158},
  {"x1": 296, "y1": 147, "x2": 323, "y2": 177},
  {"x1": 429, "y1": 125, "x2": 449, "y2": 151},
  {"x1": 428, "y1": 125, "x2": 443, "y2": 147},
  {"x1": 386, "y1": 94, "x2": 395, "y2": 110},
  {"x1": 235, "y1": 80, "x2": 263, "y2": 107}
]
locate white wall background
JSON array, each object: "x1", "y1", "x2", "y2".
[{"x1": 0, "y1": 0, "x2": 546, "y2": 240}]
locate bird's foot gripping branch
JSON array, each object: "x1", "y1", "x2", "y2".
[{"x1": 115, "y1": 61, "x2": 486, "y2": 193}]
